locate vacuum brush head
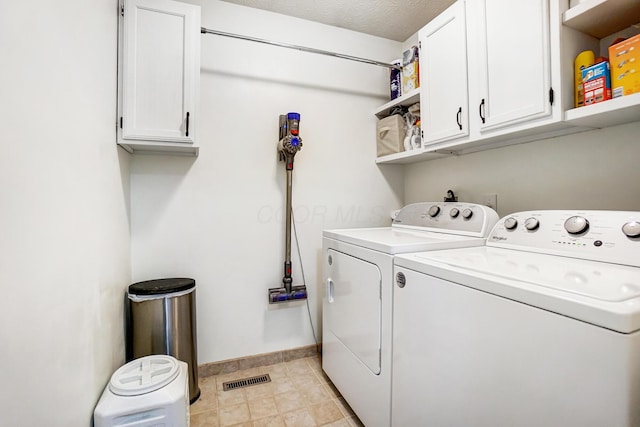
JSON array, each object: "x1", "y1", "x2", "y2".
[{"x1": 268, "y1": 285, "x2": 307, "y2": 304}]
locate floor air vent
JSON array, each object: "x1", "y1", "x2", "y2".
[{"x1": 223, "y1": 374, "x2": 271, "y2": 391}]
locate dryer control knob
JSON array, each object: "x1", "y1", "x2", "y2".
[
  {"x1": 504, "y1": 217, "x2": 518, "y2": 230},
  {"x1": 428, "y1": 205, "x2": 440, "y2": 217},
  {"x1": 565, "y1": 216, "x2": 589, "y2": 234},
  {"x1": 524, "y1": 217, "x2": 540, "y2": 231},
  {"x1": 462, "y1": 208, "x2": 473, "y2": 219},
  {"x1": 450, "y1": 208, "x2": 460, "y2": 218},
  {"x1": 622, "y1": 221, "x2": 640, "y2": 238}
]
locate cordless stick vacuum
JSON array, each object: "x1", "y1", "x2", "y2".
[{"x1": 269, "y1": 113, "x2": 308, "y2": 303}]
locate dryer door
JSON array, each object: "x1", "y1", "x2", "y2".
[{"x1": 325, "y1": 249, "x2": 382, "y2": 374}]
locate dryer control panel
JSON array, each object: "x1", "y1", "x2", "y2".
[
  {"x1": 488, "y1": 210, "x2": 640, "y2": 267},
  {"x1": 392, "y1": 202, "x2": 499, "y2": 238}
]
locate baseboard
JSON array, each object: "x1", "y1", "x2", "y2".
[{"x1": 198, "y1": 343, "x2": 322, "y2": 378}]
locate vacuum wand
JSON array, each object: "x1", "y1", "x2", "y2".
[
  {"x1": 283, "y1": 168, "x2": 294, "y2": 292},
  {"x1": 269, "y1": 113, "x2": 307, "y2": 303}
]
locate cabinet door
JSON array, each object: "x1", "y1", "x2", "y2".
[
  {"x1": 120, "y1": 0, "x2": 200, "y2": 145},
  {"x1": 469, "y1": 0, "x2": 551, "y2": 132},
  {"x1": 419, "y1": 1, "x2": 469, "y2": 145}
]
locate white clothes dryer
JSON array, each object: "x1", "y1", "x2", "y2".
[
  {"x1": 94, "y1": 355, "x2": 189, "y2": 427},
  {"x1": 393, "y1": 210, "x2": 640, "y2": 427},
  {"x1": 322, "y1": 202, "x2": 499, "y2": 427}
]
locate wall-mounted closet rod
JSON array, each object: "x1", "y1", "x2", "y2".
[{"x1": 201, "y1": 27, "x2": 401, "y2": 70}]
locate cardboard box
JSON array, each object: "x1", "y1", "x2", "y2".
[
  {"x1": 376, "y1": 114, "x2": 406, "y2": 157},
  {"x1": 582, "y1": 61, "x2": 611, "y2": 105},
  {"x1": 609, "y1": 34, "x2": 640, "y2": 98},
  {"x1": 402, "y1": 46, "x2": 420, "y2": 94}
]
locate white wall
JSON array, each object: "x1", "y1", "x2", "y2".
[
  {"x1": 0, "y1": 1, "x2": 131, "y2": 425},
  {"x1": 404, "y1": 121, "x2": 640, "y2": 216},
  {"x1": 130, "y1": 0, "x2": 404, "y2": 364}
]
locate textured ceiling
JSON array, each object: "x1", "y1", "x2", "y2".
[{"x1": 217, "y1": 0, "x2": 456, "y2": 42}]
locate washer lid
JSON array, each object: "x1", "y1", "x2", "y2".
[
  {"x1": 395, "y1": 247, "x2": 640, "y2": 333},
  {"x1": 408, "y1": 247, "x2": 640, "y2": 302},
  {"x1": 109, "y1": 355, "x2": 180, "y2": 396}
]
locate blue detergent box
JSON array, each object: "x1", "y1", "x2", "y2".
[{"x1": 582, "y1": 61, "x2": 612, "y2": 105}]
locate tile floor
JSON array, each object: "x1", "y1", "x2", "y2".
[{"x1": 190, "y1": 354, "x2": 364, "y2": 427}]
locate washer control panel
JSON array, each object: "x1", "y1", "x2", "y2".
[
  {"x1": 392, "y1": 202, "x2": 499, "y2": 237},
  {"x1": 488, "y1": 210, "x2": 640, "y2": 267}
]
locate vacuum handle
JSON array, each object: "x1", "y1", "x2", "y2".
[{"x1": 327, "y1": 278, "x2": 334, "y2": 303}]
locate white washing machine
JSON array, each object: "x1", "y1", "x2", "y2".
[
  {"x1": 322, "y1": 202, "x2": 499, "y2": 427},
  {"x1": 393, "y1": 210, "x2": 640, "y2": 427},
  {"x1": 94, "y1": 355, "x2": 189, "y2": 427}
]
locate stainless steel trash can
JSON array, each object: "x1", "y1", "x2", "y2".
[{"x1": 127, "y1": 278, "x2": 200, "y2": 403}]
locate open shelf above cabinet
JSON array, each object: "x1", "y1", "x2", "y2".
[
  {"x1": 563, "y1": 0, "x2": 640, "y2": 38},
  {"x1": 562, "y1": 0, "x2": 640, "y2": 128},
  {"x1": 374, "y1": 88, "x2": 420, "y2": 119},
  {"x1": 564, "y1": 92, "x2": 640, "y2": 128}
]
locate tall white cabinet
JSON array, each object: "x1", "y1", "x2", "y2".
[
  {"x1": 118, "y1": 0, "x2": 201, "y2": 155},
  {"x1": 467, "y1": 0, "x2": 552, "y2": 133},
  {"x1": 419, "y1": 1, "x2": 469, "y2": 145}
]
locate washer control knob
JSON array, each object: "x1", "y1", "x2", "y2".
[
  {"x1": 461, "y1": 208, "x2": 473, "y2": 219},
  {"x1": 428, "y1": 205, "x2": 440, "y2": 217},
  {"x1": 524, "y1": 217, "x2": 540, "y2": 231},
  {"x1": 622, "y1": 221, "x2": 640, "y2": 238},
  {"x1": 504, "y1": 217, "x2": 518, "y2": 230},
  {"x1": 565, "y1": 216, "x2": 589, "y2": 234},
  {"x1": 450, "y1": 208, "x2": 460, "y2": 218}
]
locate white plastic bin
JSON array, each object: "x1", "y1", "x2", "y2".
[{"x1": 94, "y1": 355, "x2": 189, "y2": 427}]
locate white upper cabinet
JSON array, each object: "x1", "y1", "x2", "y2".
[
  {"x1": 419, "y1": 1, "x2": 469, "y2": 146},
  {"x1": 467, "y1": 0, "x2": 552, "y2": 133},
  {"x1": 118, "y1": 0, "x2": 201, "y2": 155},
  {"x1": 377, "y1": 0, "x2": 574, "y2": 164}
]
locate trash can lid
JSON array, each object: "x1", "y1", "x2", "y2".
[
  {"x1": 128, "y1": 278, "x2": 195, "y2": 296},
  {"x1": 109, "y1": 355, "x2": 181, "y2": 396}
]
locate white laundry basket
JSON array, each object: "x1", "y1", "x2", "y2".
[{"x1": 94, "y1": 355, "x2": 189, "y2": 427}]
